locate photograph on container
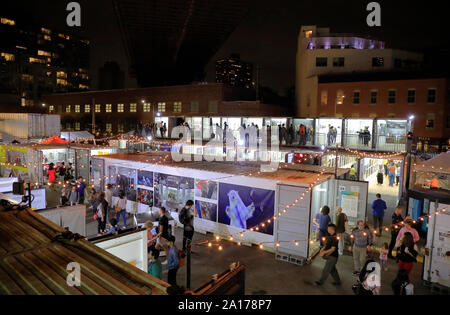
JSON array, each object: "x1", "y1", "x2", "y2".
[
  {"x1": 137, "y1": 170, "x2": 154, "y2": 188},
  {"x1": 194, "y1": 200, "x2": 218, "y2": 222},
  {"x1": 154, "y1": 173, "x2": 194, "y2": 212},
  {"x1": 108, "y1": 166, "x2": 137, "y2": 201},
  {"x1": 218, "y1": 183, "x2": 275, "y2": 235},
  {"x1": 137, "y1": 188, "x2": 153, "y2": 207},
  {"x1": 195, "y1": 179, "x2": 218, "y2": 201}
]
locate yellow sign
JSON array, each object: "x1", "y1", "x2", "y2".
[{"x1": 0, "y1": 145, "x2": 29, "y2": 172}]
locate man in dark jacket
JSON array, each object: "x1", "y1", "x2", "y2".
[
  {"x1": 179, "y1": 200, "x2": 194, "y2": 251},
  {"x1": 371, "y1": 194, "x2": 387, "y2": 236},
  {"x1": 388, "y1": 206, "x2": 404, "y2": 258}
]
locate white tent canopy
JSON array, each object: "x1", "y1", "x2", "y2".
[
  {"x1": 414, "y1": 152, "x2": 450, "y2": 174},
  {"x1": 60, "y1": 131, "x2": 95, "y2": 141}
]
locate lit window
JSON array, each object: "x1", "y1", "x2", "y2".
[
  {"x1": 57, "y1": 71, "x2": 67, "y2": 79},
  {"x1": 66, "y1": 105, "x2": 71, "y2": 113},
  {"x1": 106, "y1": 123, "x2": 112, "y2": 132},
  {"x1": 49, "y1": 105, "x2": 54, "y2": 112},
  {"x1": 75, "y1": 105, "x2": 80, "y2": 113},
  {"x1": 1, "y1": 52, "x2": 15, "y2": 61},
  {"x1": 158, "y1": 102, "x2": 166, "y2": 112},
  {"x1": 320, "y1": 91, "x2": 328, "y2": 106},
  {"x1": 352, "y1": 91, "x2": 360, "y2": 104},
  {"x1": 143, "y1": 103, "x2": 151, "y2": 112},
  {"x1": 305, "y1": 30, "x2": 313, "y2": 38},
  {"x1": 407, "y1": 89, "x2": 416, "y2": 104},
  {"x1": 43, "y1": 35, "x2": 51, "y2": 41},
  {"x1": 106, "y1": 104, "x2": 112, "y2": 113},
  {"x1": 118, "y1": 123, "x2": 124, "y2": 133},
  {"x1": 427, "y1": 88, "x2": 436, "y2": 103},
  {"x1": 21, "y1": 74, "x2": 33, "y2": 82},
  {"x1": 95, "y1": 104, "x2": 101, "y2": 113},
  {"x1": 66, "y1": 122, "x2": 71, "y2": 130},
  {"x1": 370, "y1": 91, "x2": 378, "y2": 104},
  {"x1": 38, "y1": 50, "x2": 51, "y2": 56},
  {"x1": 75, "y1": 122, "x2": 80, "y2": 131},
  {"x1": 425, "y1": 114, "x2": 435, "y2": 129},
  {"x1": 41, "y1": 28, "x2": 51, "y2": 35},
  {"x1": 29, "y1": 57, "x2": 45, "y2": 64},
  {"x1": 173, "y1": 102, "x2": 182, "y2": 113},
  {"x1": 85, "y1": 104, "x2": 90, "y2": 113},
  {"x1": 1, "y1": 18, "x2": 15, "y2": 26},
  {"x1": 79, "y1": 84, "x2": 89, "y2": 89},
  {"x1": 336, "y1": 90, "x2": 345, "y2": 105},
  {"x1": 130, "y1": 103, "x2": 137, "y2": 112},
  {"x1": 388, "y1": 90, "x2": 396, "y2": 104},
  {"x1": 57, "y1": 79, "x2": 68, "y2": 86},
  {"x1": 117, "y1": 104, "x2": 124, "y2": 113}
]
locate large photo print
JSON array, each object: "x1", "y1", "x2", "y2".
[
  {"x1": 137, "y1": 170, "x2": 154, "y2": 188},
  {"x1": 154, "y1": 173, "x2": 194, "y2": 212},
  {"x1": 195, "y1": 179, "x2": 218, "y2": 200},
  {"x1": 218, "y1": 183, "x2": 275, "y2": 235},
  {"x1": 108, "y1": 166, "x2": 137, "y2": 201},
  {"x1": 194, "y1": 200, "x2": 217, "y2": 222}
]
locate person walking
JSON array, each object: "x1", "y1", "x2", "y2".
[
  {"x1": 95, "y1": 194, "x2": 107, "y2": 235},
  {"x1": 389, "y1": 206, "x2": 404, "y2": 258},
  {"x1": 335, "y1": 207, "x2": 347, "y2": 255},
  {"x1": 395, "y1": 232, "x2": 418, "y2": 275},
  {"x1": 388, "y1": 163, "x2": 396, "y2": 187},
  {"x1": 179, "y1": 200, "x2": 194, "y2": 252},
  {"x1": 317, "y1": 206, "x2": 331, "y2": 247},
  {"x1": 371, "y1": 194, "x2": 386, "y2": 236},
  {"x1": 396, "y1": 218, "x2": 420, "y2": 244},
  {"x1": 47, "y1": 163, "x2": 56, "y2": 184},
  {"x1": 115, "y1": 191, "x2": 127, "y2": 229},
  {"x1": 395, "y1": 163, "x2": 401, "y2": 186},
  {"x1": 167, "y1": 235, "x2": 179, "y2": 286},
  {"x1": 380, "y1": 242, "x2": 389, "y2": 271},
  {"x1": 156, "y1": 207, "x2": 170, "y2": 264},
  {"x1": 349, "y1": 165, "x2": 357, "y2": 181},
  {"x1": 76, "y1": 177, "x2": 86, "y2": 204},
  {"x1": 68, "y1": 186, "x2": 79, "y2": 206},
  {"x1": 314, "y1": 223, "x2": 341, "y2": 286},
  {"x1": 350, "y1": 220, "x2": 374, "y2": 275}
]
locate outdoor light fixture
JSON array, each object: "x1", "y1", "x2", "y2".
[
  {"x1": 42, "y1": 103, "x2": 46, "y2": 107},
  {"x1": 147, "y1": 136, "x2": 153, "y2": 141},
  {"x1": 409, "y1": 115, "x2": 415, "y2": 120},
  {"x1": 321, "y1": 145, "x2": 325, "y2": 150},
  {"x1": 156, "y1": 112, "x2": 161, "y2": 117}
]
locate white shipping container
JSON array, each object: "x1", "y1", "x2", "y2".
[{"x1": 0, "y1": 113, "x2": 60, "y2": 139}]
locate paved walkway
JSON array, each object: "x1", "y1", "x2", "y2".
[{"x1": 84, "y1": 215, "x2": 431, "y2": 295}]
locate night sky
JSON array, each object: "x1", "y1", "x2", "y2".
[{"x1": 4, "y1": 0, "x2": 450, "y2": 94}]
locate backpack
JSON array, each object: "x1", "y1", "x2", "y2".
[
  {"x1": 177, "y1": 248, "x2": 185, "y2": 268},
  {"x1": 179, "y1": 207, "x2": 187, "y2": 225}
]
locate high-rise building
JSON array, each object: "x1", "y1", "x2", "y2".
[
  {"x1": 0, "y1": 16, "x2": 90, "y2": 108},
  {"x1": 216, "y1": 54, "x2": 254, "y2": 89},
  {"x1": 296, "y1": 25, "x2": 423, "y2": 117},
  {"x1": 112, "y1": 0, "x2": 253, "y2": 87}
]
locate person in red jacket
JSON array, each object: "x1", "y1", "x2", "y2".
[{"x1": 47, "y1": 163, "x2": 56, "y2": 183}]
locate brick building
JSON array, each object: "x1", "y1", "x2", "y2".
[
  {"x1": 42, "y1": 83, "x2": 289, "y2": 135},
  {"x1": 317, "y1": 72, "x2": 450, "y2": 141}
]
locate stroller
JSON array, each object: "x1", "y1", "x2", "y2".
[{"x1": 352, "y1": 259, "x2": 379, "y2": 295}]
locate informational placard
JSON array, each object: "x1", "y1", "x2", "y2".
[
  {"x1": 425, "y1": 202, "x2": 450, "y2": 287},
  {"x1": 0, "y1": 145, "x2": 28, "y2": 172},
  {"x1": 340, "y1": 191, "x2": 359, "y2": 218}
]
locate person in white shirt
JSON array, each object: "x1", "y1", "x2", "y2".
[{"x1": 115, "y1": 191, "x2": 127, "y2": 228}]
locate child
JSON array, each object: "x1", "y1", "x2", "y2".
[
  {"x1": 380, "y1": 242, "x2": 389, "y2": 271},
  {"x1": 167, "y1": 235, "x2": 179, "y2": 286},
  {"x1": 68, "y1": 186, "x2": 78, "y2": 206},
  {"x1": 60, "y1": 190, "x2": 69, "y2": 206},
  {"x1": 148, "y1": 248, "x2": 163, "y2": 280},
  {"x1": 105, "y1": 218, "x2": 119, "y2": 235},
  {"x1": 392, "y1": 269, "x2": 414, "y2": 295}
]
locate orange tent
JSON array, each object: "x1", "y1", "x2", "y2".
[{"x1": 39, "y1": 136, "x2": 70, "y2": 145}]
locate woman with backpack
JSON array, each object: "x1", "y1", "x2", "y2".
[{"x1": 352, "y1": 259, "x2": 381, "y2": 295}]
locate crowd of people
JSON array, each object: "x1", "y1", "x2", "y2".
[
  {"x1": 144, "y1": 200, "x2": 195, "y2": 286},
  {"x1": 136, "y1": 121, "x2": 168, "y2": 139},
  {"x1": 376, "y1": 160, "x2": 402, "y2": 187},
  {"x1": 45, "y1": 161, "x2": 74, "y2": 183},
  {"x1": 313, "y1": 195, "x2": 420, "y2": 295}
]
